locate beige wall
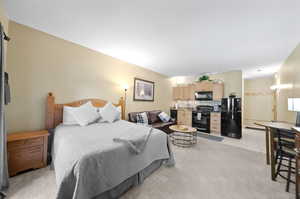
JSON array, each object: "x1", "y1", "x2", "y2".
[
  {"x1": 6, "y1": 21, "x2": 172, "y2": 132},
  {"x1": 210, "y1": 71, "x2": 243, "y2": 98},
  {"x1": 0, "y1": 0, "x2": 8, "y2": 33},
  {"x1": 244, "y1": 77, "x2": 274, "y2": 124},
  {"x1": 170, "y1": 70, "x2": 243, "y2": 98},
  {"x1": 276, "y1": 43, "x2": 300, "y2": 123},
  {"x1": 0, "y1": 0, "x2": 8, "y2": 65}
]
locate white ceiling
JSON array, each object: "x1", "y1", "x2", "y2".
[
  {"x1": 5, "y1": 0, "x2": 300, "y2": 77},
  {"x1": 243, "y1": 63, "x2": 281, "y2": 79}
]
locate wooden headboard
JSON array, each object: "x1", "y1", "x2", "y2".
[{"x1": 45, "y1": 92, "x2": 125, "y2": 130}]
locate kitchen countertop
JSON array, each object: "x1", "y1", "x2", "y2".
[
  {"x1": 170, "y1": 107, "x2": 221, "y2": 113},
  {"x1": 170, "y1": 107, "x2": 194, "y2": 110}
]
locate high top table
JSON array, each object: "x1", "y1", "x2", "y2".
[
  {"x1": 293, "y1": 127, "x2": 300, "y2": 199},
  {"x1": 255, "y1": 121, "x2": 295, "y2": 181}
]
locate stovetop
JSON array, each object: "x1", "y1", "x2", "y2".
[{"x1": 194, "y1": 105, "x2": 214, "y2": 113}]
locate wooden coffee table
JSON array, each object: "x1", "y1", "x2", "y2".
[{"x1": 169, "y1": 125, "x2": 197, "y2": 147}]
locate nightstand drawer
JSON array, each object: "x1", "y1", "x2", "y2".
[
  {"x1": 8, "y1": 137, "x2": 43, "y2": 151},
  {"x1": 8, "y1": 145, "x2": 43, "y2": 161},
  {"x1": 8, "y1": 145, "x2": 44, "y2": 174},
  {"x1": 7, "y1": 130, "x2": 49, "y2": 176}
]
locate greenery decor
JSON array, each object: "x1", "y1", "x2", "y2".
[{"x1": 198, "y1": 75, "x2": 212, "y2": 82}]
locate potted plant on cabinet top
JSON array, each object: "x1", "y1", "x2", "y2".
[{"x1": 197, "y1": 75, "x2": 212, "y2": 82}]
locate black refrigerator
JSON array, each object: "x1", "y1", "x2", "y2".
[{"x1": 221, "y1": 97, "x2": 242, "y2": 139}]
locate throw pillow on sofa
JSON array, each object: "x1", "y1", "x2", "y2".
[
  {"x1": 136, "y1": 112, "x2": 149, "y2": 125},
  {"x1": 158, "y1": 112, "x2": 171, "y2": 123}
]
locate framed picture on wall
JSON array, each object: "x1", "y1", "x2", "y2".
[{"x1": 133, "y1": 78, "x2": 155, "y2": 101}]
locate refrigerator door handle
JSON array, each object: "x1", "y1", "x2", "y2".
[
  {"x1": 231, "y1": 99, "x2": 234, "y2": 119},
  {"x1": 227, "y1": 99, "x2": 230, "y2": 112}
]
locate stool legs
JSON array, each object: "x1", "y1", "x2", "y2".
[
  {"x1": 275, "y1": 152, "x2": 282, "y2": 179},
  {"x1": 286, "y1": 157, "x2": 292, "y2": 192}
]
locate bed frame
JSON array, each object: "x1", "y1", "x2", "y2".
[{"x1": 45, "y1": 92, "x2": 125, "y2": 130}]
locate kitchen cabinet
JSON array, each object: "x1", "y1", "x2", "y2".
[
  {"x1": 210, "y1": 112, "x2": 221, "y2": 135},
  {"x1": 173, "y1": 86, "x2": 186, "y2": 100},
  {"x1": 182, "y1": 86, "x2": 190, "y2": 100},
  {"x1": 172, "y1": 87, "x2": 180, "y2": 100},
  {"x1": 173, "y1": 85, "x2": 195, "y2": 101},
  {"x1": 186, "y1": 84, "x2": 195, "y2": 100},
  {"x1": 177, "y1": 109, "x2": 192, "y2": 126},
  {"x1": 178, "y1": 86, "x2": 184, "y2": 100},
  {"x1": 212, "y1": 83, "x2": 224, "y2": 101},
  {"x1": 195, "y1": 81, "x2": 213, "y2": 92},
  {"x1": 172, "y1": 82, "x2": 223, "y2": 101}
]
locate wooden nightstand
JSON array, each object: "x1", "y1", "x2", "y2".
[{"x1": 7, "y1": 130, "x2": 49, "y2": 176}]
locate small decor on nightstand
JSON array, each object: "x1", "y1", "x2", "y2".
[{"x1": 7, "y1": 130, "x2": 49, "y2": 176}]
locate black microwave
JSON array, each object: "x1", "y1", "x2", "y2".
[{"x1": 195, "y1": 91, "x2": 213, "y2": 101}]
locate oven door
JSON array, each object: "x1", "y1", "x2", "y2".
[
  {"x1": 192, "y1": 112, "x2": 210, "y2": 133},
  {"x1": 195, "y1": 91, "x2": 213, "y2": 101}
]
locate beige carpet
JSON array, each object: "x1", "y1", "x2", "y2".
[{"x1": 7, "y1": 137, "x2": 294, "y2": 199}]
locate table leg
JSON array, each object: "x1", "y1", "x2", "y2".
[
  {"x1": 265, "y1": 127, "x2": 270, "y2": 165},
  {"x1": 296, "y1": 156, "x2": 299, "y2": 199},
  {"x1": 270, "y1": 128, "x2": 276, "y2": 181}
]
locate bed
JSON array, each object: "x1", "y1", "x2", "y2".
[{"x1": 45, "y1": 93, "x2": 174, "y2": 199}]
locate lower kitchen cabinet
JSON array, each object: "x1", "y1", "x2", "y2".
[
  {"x1": 210, "y1": 112, "x2": 221, "y2": 135},
  {"x1": 177, "y1": 109, "x2": 192, "y2": 126}
]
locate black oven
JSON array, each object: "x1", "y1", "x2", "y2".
[
  {"x1": 195, "y1": 91, "x2": 213, "y2": 101},
  {"x1": 192, "y1": 106, "x2": 213, "y2": 133}
]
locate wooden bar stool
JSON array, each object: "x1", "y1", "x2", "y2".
[{"x1": 274, "y1": 129, "x2": 296, "y2": 192}]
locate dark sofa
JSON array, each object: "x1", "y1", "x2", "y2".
[{"x1": 128, "y1": 110, "x2": 176, "y2": 134}]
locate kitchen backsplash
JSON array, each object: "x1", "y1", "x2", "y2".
[{"x1": 172, "y1": 100, "x2": 221, "y2": 108}]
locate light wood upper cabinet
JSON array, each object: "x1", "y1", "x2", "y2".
[
  {"x1": 188, "y1": 84, "x2": 196, "y2": 100},
  {"x1": 195, "y1": 81, "x2": 213, "y2": 92},
  {"x1": 177, "y1": 86, "x2": 183, "y2": 100},
  {"x1": 172, "y1": 87, "x2": 180, "y2": 100},
  {"x1": 182, "y1": 86, "x2": 190, "y2": 100},
  {"x1": 173, "y1": 86, "x2": 185, "y2": 100},
  {"x1": 172, "y1": 82, "x2": 223, "y2": 101},
  {"x1": 212, "y1": 83, "x2": 224, "y2": 101},
  {"x1": 173, "y1": 85, "x2": 195, "y2": 101}
]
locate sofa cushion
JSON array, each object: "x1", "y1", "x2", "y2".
[
  {"x1": 128, "y1": 111, "x2": 149, "y2": 123},
  {"x1": 148, "y1": 110, "x2": 161, "y2": 124},
  {"x1": 128, "y1": 112, "x2": 139, "y2": 123}
]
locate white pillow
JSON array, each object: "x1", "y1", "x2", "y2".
[
  {"x1": 98, "y1": 106, "x2": 121, "y2": 123},
  {"x1": 63, "y1": 106, "x2": 78, "y2": 125},
  {"x1": 136, "y1": 112, "x2": 149, "y2": 124},
  {"x1": 100, "y1": 102, "x2": 120, "y2": 123},
  {"x1": 71, "y1": 101, "x2": 100, "y2": 126},
  {"x1": 158, "y1": 112, "x2": 171, "y2": 123}
]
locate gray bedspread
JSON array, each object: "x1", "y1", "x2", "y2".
[
  {"x1": 113, "y1": 127, "x2": 153, "y2": 155},
  {"x1": 52, "y1": 120, "x2": 174, "y2": 199}
]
